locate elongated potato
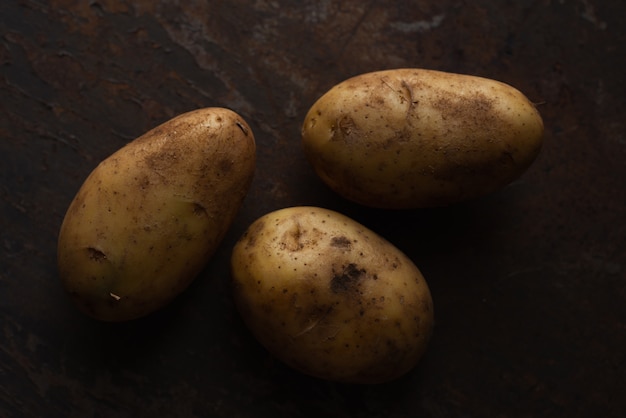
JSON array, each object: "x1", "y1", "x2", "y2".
[
  {"x1": 58, "y1": 108, "x2": 256, "y2": 321},
  {"x1": 302, "y1": 68, "x2": 544, "y2": 208},
  {"x1": 231, "y1": 206, "x2": 434, "y2": 384}
]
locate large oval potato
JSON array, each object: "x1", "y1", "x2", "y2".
[
  {"x1": 302, "y1": 68, "x2": 544, "y2": 208},
  {"x1": 231, "y1": 206, "x2": 434, "y2": 384},
  {"x1": 58, "y1": 108, "x2": 256, "y2": 321}
]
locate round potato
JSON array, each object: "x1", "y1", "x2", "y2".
[
  {"x1": 58, "y1": 107, "x2": 256, "y2": 321},
  {"x1": 231, "y1": 206, "x2": 434, "y2": 384},
  {"x1": 302, "y1": 68, "x2": 544, "y2": 208}
]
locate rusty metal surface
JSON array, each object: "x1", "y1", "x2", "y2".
[{"x1": 1, "y1": 1, "x2": 625, "y2": 416}]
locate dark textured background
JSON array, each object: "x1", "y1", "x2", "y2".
[{"x1": 1, "y1": 1, "x2": 625, "y2": 417}]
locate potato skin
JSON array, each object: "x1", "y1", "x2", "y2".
[
  {"x1": 58, "y1": 108, "x2": 256, "y2": 321},
  {"x1": 231, "y1": 206, "x2": 434, "y2": 384},
  {"x1": 302, "y1": 68, "x2": 544, "y2": 208}
]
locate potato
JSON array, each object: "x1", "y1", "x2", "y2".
[
  {"x1": 231, "y1": 206, "x2": 434, "y2": 384},
  {"x1": 302, "y1": 68, "x2": 544, "y2": 208},
  {"x1": 57, "y1": 107, "x2": 256, "y2": 321}
]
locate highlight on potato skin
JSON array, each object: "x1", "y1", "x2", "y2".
[
  {"x1": 57, "y1": 107, "x2": 256, "y2": 322},
  {"x1": 301, "y1": 68, "x2": 544, "y2": 209},
  {"x1": 231, "y1": 206, "x2": 434, "y2": 384}
]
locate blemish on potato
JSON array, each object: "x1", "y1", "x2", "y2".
[
  {"x1": 243, "y1": 220, "x2": 264, "y2": 249},
  {"x1": 330, "y1": 263, "x2": 366, "y2": 293},
  {"x1": 191, "y1": 202, "x2": 208, "y2": 217},
  {"x1": 235, "y1": 120, "x2": 249, "y2": 135},
  {"x1": 433, "y1": 91, "x2": 496, "y2": 126},
  {"x1": 330, "y1": 236, "x2": 351, "y2": 250},
  {"x1": 280, "y1": 221, "x2": 305, "y2": 251},
  {"x1": 87, "y1": 247, "x2": 107, "y2": 262},
  {"x1": 218, "y1": 158, "x2": 233, "y2": 174},
  {"x1": 336, "y1": 116, "x2": 358, "y2": 142}
]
